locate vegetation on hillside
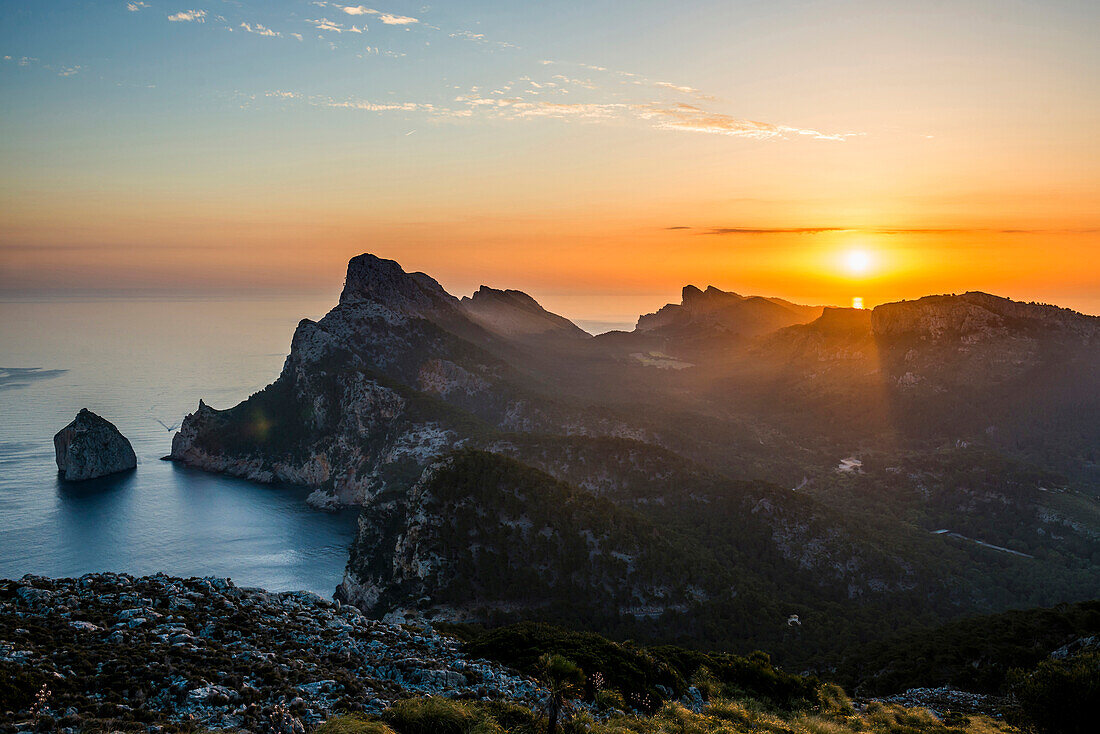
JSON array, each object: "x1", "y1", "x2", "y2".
[
  {"x1": 316, "y1": 691, "x2": 1021, "y2": 734},
  {"x1": 440, "y1": 621, "x2": 818, "y2": 712},
  {"x1": 837, "y1": 600, "x2": 1100, "y2": 695}
]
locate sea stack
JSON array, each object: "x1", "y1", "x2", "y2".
[{"x1": 54, "y1": 409, "x2": 137, "y2": 481}]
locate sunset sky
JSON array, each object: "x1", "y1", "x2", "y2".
[{"x1": 1, "y1": 0, "x2": 1098, "y2": 323}]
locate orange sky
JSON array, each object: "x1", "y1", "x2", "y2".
[{"x1": 1, "y1": 1, "x2": 1098, "y2": 320}]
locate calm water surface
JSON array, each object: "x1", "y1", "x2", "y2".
[{"x1": 0, "y1": 296, "x2": 359, "y2": 596}]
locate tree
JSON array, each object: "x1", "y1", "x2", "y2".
[{"x1": 538, "y1": 654, "x2": 585, "y2": 734}]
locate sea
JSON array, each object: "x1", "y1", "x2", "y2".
[{"x1": 0, "y1": 296, "x2": 361, "y2": 597}]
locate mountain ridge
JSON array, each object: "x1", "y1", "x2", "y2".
[{"x1": 167, "y1": 252, "x2": 1100, "y2": 666}]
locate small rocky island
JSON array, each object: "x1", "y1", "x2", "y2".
[{"x1": 53, "y1": 409, "x2": 137, "y2": 481}]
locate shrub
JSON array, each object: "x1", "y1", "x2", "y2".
[
  {"x1": 315, "y1": 714, "x2": 397, "y2": 734},
  {"x1": 383, "y1": 697, "x2": 499, "y2": 734},
  {"x1": 596, "y1": 688, "x2": 626, "y2": 711},
  {"x1": 0, "y1": 662, "x2": 43, "y2": 711},
  {"x1": 816, "y1": 683, "x2": 854, "y2": 716},
  {"x1": 1013, "y1": 651, "x2": 1100, "y2": 734}
]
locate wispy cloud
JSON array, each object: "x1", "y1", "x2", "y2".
[
  {"x1": 264, "y1": 90, "x2": 436, "y2": 113},
  {"x1": 167, "y1": 9, "x2": 206, "y2": 23},
  {"x1": 146, "y1": 4, "x2": 856, "y2": 145},
  {"x1": 127, "y1": 2, "x2": 150, "y2": 11},
  {"x1": 635, "y1": 103, "x2": 853, "y2": 141},
  {"x1": 240, "y1": 22, "x2": 280, "y2": 38},
  {"x1": 449, "y1": 29, "x2": 517, "y2": 49},
  {"x1": 307, "y1": 17, "x2": 365, "y2": 33},
  {"x1": 699, "y1": 227, "x2": 857, "y2": 235},
  {"x1": 4, "y1": 55, "x2": 83, "y2": 77},
  {"x1": 652, "y1": 82, "x2": 713, "y2": 101},
  {"x1": 441, "y1": 94, "x2": 852, "y2": 140},
  {"x1": 3, "y1": 55, "x2": 40, "y2": 67},
  {"x1": 342, "y1": 6, "x2": 418, "y2": 25},
  {"x1": 688, "y1": 226, "x2": 1100, "y2": 236}
]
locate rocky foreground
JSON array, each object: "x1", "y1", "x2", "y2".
[{"x1": 0, "y1": 573, "x2": 544, "y2": 732}]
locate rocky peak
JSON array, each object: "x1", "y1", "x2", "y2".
[
  {"x1": 339, "y1": 253, "x2": 458, "y2": 317},
  {"x1": 637, "y1": 284, "x2": 820, "y2": 336},
  {"x1": 459, "y1": 286, "x2": 589, "y2": 339},
  {"x1": 680, "y1": 285, "x2": 742, "y2": 309},
  {"x1": 680, "y1": 284, "x2": 705, "y2": 304}
]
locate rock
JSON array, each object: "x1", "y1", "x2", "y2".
[
  {"x1": 339, "y1": 253, "x2": 457, "y2": 317},
  {"x1": 635, "y1": 284, "x2": 822, "y2": 337},
  {"x1": 53, "y1": 409, "x2": 137, "y2": 481},
  {"x1": 188, "y1": 685, "x2": 235, "y2": 703},
  {"x1": 459, "y1": 286, "x2": 590, "y2": 340},
  {"x1": 1, "y1": 572, "x2": 549, "y2": 730}
]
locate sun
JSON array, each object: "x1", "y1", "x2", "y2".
[{"x1": 842, "y1": 248, "x2": 874, "y2": 276}]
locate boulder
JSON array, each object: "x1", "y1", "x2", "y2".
[{"x1": 54, "y1": 408, "x2": 137, "y2": 481}]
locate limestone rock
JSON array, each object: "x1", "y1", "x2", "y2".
[
  {"x1": 459, "y1": 285, "x2": 590, "y2": 340},
  {"x1": 54, "y1": 408, "x2": 137, "y2": 481}
]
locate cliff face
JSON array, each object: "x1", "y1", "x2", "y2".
[
  {"x1": 169, "y1": 255, "x2": 612, "y2": 509},
  {"x1": 867, "y1": 292, "x2": 1100, "y2": 396},
  {"x1": 336, "y1": 450, "x2": 725, "y2": 624},
  {"x1": 170, "y1": 255, "x2": 505, "y2": 508}
]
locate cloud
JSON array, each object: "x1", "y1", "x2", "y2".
[
  {"x1": 167, "y1": 9, "x2": 206, "y2": 23},
  {"x1": 633, "y1": 103, "x2": 855, "y2": 141},
  {"x1": 267, "y1": 91, "x2": 436, "y2": 113},
  {"x1": 377, "y1": 13, "x2": 418, "y2": 25},
  {"x1": 653, "y1": 81, "x2": 714, "y2": 100},
  {"x1": 444, "y1": 93, "x2": 852, "y2": 141},
  {"x1": 241, "y1": 22, "x2": 280, "y2": 38},
  {"x1": 692, "y1": 226, "x2": 1100, "y2": 236},
  {"x1": 342, "y1": 6, "x2": 418, "y2": 24},
  {"x1": 700, "y1": 227, "x2": 855, "y2": 235},
  {"x1": 127, "y1": 2, "x2": 150, "y2": 11},
  {"x1": 307, "y1": 17, "x2": 365, "y2": 33},
  {"x1": 58, "y1": 65, "x2": 82, "y2": 77},
  {"x1": 552, "y1": 74, "x2": 596, "y2": 90},
  {"x1": 327, "y1": 100, "x2": 434, "y2": 111}
]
